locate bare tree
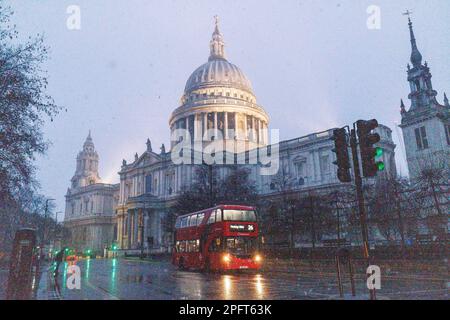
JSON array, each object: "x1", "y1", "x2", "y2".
[
  {"x1": 0, "y1": 4, "x2": 60, "y2": 253},
  {"x1": 413, "y1": 165, "x2": 449, "y2": 241},
  {"x1": 174, "y1": 164, "x2": 258, "y2": 216},
  {"x1": 264, "y1": 164, "x2": 299, "y2": 257},
  {"x1": 324, "y1": 189, "x2": 354, "y2": 246}
]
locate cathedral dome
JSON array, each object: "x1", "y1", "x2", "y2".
[
  {"x1": 169, "y1": 17, "x2": 270, "y2": 152},
  {"x1": 184, "y1": 59, "x2": 254, "y2": 95}
]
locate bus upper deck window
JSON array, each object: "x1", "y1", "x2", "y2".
[
  {"x1": 215, "y1": 209, "x2": 222, "y2": 222},
  {"x1": 223, "y1": 210, "x2": 256, "y2": 222},
  {"x1": 189, "y1": 214, "x2": 198, "y2": 227},
  {"x1": 197, "y1": 213, "x2": 205, "y2": 225},
  {"x1": 207, "y1": 212, "x2": 215, "y2": 224}
]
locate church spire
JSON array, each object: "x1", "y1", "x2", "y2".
[
  {"x1": 403, "y1": 13, "x2": 438, "y2": 110},
  {"x1": 444, "y1": 92, "x2": 449, "y2": 107},
  {"x1": 405, "y1": 12, "x2": 423, "y2": 67},
  {"x1": 209, "y1": 15, "x2": 226, "y2": 61}
]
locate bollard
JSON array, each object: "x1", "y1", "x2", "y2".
[{"x1": 335, "y1": 248, "x2": 356, "y2": 298}]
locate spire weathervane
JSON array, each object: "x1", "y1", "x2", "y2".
[{"x1": 402, "y1": 9, "x2": 413, "y2": 20}]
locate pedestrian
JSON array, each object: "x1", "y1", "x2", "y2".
[{"x1": 54, "y1": 247, "x2": 65, "y2": 278}]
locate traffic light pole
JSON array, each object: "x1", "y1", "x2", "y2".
[{"x1": 349, "y1": 127, "x2": 376, "y2": 300}]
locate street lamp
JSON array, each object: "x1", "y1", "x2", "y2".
[
  {"x1": 54, "y1": 211, "x2": 62, "y2": 246},
  {"x1": 42, "y1": 198, "x2": 55, "y2": 247}
]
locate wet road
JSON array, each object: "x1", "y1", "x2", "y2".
[{"x1": 52, "y1": 258, "x2": 449, "y2": 300}]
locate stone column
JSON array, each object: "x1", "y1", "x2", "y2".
[
  {"x1": 258, "y1": 119, "x2": 262, "y2": 144},
  {"x1": 138, "y1": 209, "x2": 143, "y2": 247},
  {"x1": 155, "y1": 211, "x2": 161, "y2": 248},
  {"x1": 127, "y1": 210, "x2": 132, "y2": 249},
  {"x1": 194, "y1": 114, "x2": 200, "y2": 141},
  {"x1": 118, "y1": 213, "x2": 123, "y2": 248},
  {"x1": 251, "y1": 116, "x2": 256, "y2": 142},
  {"x1": 312, "y1": 151, "x2": 319, "y2": 182},
  {"x1": 133, "y1": 209, "x2": 139, "y2": 248},
  {"x1": 214, "y1": 112, "x2": 218, "y2": 139},
  {"x1": 244, "y1": 114, "x2": 248, "y2": 140},
  {"x1": 224, "y1": 112, "x2": 228, "y2": 139},
  {"x1": 143, "y1": 211, "x2": 149, "y2": 248}
]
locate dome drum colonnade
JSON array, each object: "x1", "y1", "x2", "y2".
[{"x1": 169, "y1": 17, "x2": 270, "y2": 153}]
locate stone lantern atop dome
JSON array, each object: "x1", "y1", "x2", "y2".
[{"x1": 209, "y1": 16, "x2": 226, "y2": 61}]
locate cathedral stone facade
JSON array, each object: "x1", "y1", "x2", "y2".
[
  {"x1": 113, "y1": 21, "x2": 396, "y2": 253},
  {"x1": 64, "y1": 17, "x2": 450, "y2": 255}
]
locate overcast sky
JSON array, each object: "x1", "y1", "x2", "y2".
[{"x1": 8, "y1": 0, "x2": 450, "y2": 218}]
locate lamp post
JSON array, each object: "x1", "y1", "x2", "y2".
[
  {"x1": 54, "y1": 211, "x2": 62, "y2": 246},
  {"x1": 42, "y1": 198, "x2": 55, "y2": 246}
]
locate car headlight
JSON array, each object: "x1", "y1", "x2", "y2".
[
  {"x1": 254, "y1": 254, "x2": 262, "y2": 262},
  {"x1": 223, "y1": 254, "x2": 231, "y2": 263}
]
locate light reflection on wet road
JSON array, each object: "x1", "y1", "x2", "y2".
[{"x1": 55, "y1": 258, "x2": 449, "y2": 300}]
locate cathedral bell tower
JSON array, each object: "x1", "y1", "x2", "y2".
[
  {"x1": 399, "y1": 15, "x2": 450, "y2": 180},
  {"x1": 70, "y1": 131, "x2": 101, "y2": 189}
]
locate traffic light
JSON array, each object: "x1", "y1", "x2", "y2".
[
  {"x1": 112, "y1": 244, "x2": 117, "y2": 251},
  {"x1": 356, "y1": 119, "x2": 384, "y2": 177},
  {"x1": 331, "y1": 128, "x2": 352, "y2": 182}
]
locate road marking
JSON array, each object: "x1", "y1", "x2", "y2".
[
  {"x1": 387, "y1": 288, "x2": 450, "y2": 296},
  {"x1": 84, "y1": 279, "x2": 120, "y2": 300}
]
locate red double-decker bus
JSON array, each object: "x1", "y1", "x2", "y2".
[{"x1": 172, "y1": 205, "x2": 262, "y2": 272}]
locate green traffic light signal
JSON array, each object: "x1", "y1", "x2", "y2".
[
  {"x1": 375, "y1": 147, "x2": 383, "y2": 158},
  {"x1": 375, "y1": 147, "x2": 384, "y2": 171}
]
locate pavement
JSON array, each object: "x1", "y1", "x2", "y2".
[{"x1": 37, "y1": 257, "x2": 449, "y2": 300}]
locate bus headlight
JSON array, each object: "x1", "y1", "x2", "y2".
[
  {"x1": 223, "y1": 254, "x2": 231, "y2": 263},
  {"x1": 254, "y1": 254, "x2": 262, "y2": 263}
]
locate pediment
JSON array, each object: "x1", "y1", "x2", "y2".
[{"x1": 134, "y1": 151, "x2": 162, "y2": 167}]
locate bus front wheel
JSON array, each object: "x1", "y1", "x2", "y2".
[{"x1": 203, "y1": 259, "x2": 211, "y2": 273}]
